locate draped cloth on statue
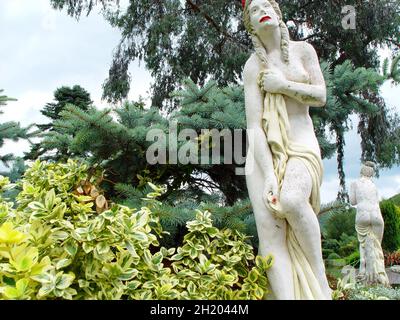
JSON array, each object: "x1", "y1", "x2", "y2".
[
  {"x1": 261, "y1": 92, "x2": 325, "y2": 300},
  {"x1": 356, "y1": 224, "x2": 390, "y2": 286}
]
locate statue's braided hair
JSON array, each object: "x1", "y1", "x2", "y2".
[{"x1": 361, "y1": 161, "x2": 376, "y2": 178}]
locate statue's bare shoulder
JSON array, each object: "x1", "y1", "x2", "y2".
[
  {"x1": 290, "y1": 40, "x2": 321, "y2": 66},
  {"x1": 243, "y1": 53, "x2": 262, "y2": 82}
]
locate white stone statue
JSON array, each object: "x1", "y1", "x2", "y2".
[
  {"x1": 242, "y1": 0, "x2": 332, "y2": 300},
  {"x1": 350, "y1": 162, "x2": 390, "y2": 286}
]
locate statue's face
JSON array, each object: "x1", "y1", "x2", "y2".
[{"x1": 248, "y1": 0, "x2": 280, "y2": 34}]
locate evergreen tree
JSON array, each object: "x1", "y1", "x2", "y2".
[
  {"x1": 358, "y1": 55, "x2": 400, "y2": 169},
  {"x1": 36, "y1": 94, "x2": 246, "y2": 204},
  {"x1": 315, "y1": 61, "x2": 391, "y2": 201},
  {"x1": 39, "y1": 85, "x2": 92, "y2": 131},
  {"x1": 0, "y1": 157, "x2": 26, "y2": 183},
  {"x1": 25, "y1": 85, "x2": 93, "y2": 160},
  {"x1": 50, "y1": 0, "x2": 400, "y2": 106},
  {"x1": 0, "y1": 90, "x2": 29, "y2": 166},
  {"x1": 50, "y1": 0, "x2": 400, "y2": 199},
  {"x1": 36, "y1": 60, "x2": 399, "y2": 204}
]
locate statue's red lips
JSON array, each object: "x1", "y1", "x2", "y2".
[{"x1": 260, "y1": 16, "x2": 272, "y2": 23}]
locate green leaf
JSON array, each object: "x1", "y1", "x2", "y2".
[
  {"x1": 78, "y1": 280, "x2": 90, "y2": 288},
  {"x1": 3, "y1": 287, "x2": 19, "y2": 299},
  {"x1": 3, "y1": 279, "x2": 30, "y2": 299},
  {"x1": 51, "y1": 230, "x2": 69, "y2": 241},
  {"x1": 28, "y1": 202, "x2": 45, "y2": 211},
  {"x1": 62, "y1": 287, "x2": 77, "y2": 300},
  {"x1": 52, "y1": 204, "x2": 66, "y2": 219},
  {"x1": 96, "y1": 242, "x2": 110, "y2": 255},
  {"x1": 151, "y1": 252, "x2": 163, "y2": 265},
  {"x1": 56, "y1": 272, "x2": 75, "y2": 290},
  {"x1": 187, "y1": 281, "x2": 196, "y2": 295},
  {"x1": 189, "y1": 248, "x2": 197, "y2": 260},
  {"x1": 127, "y1": 281, "x2": 141, "y2": 290},
  {"x1": 15, "y1": 278, "x2": 29, "y2": 294},
  {"x1": 64, "y1": 241, "x2": 78, "y2": 257},
  {"x1": 171, "y1": 253, "x2": 184, "y2": 261},
  {"x1": 45, "y1": 189, "x2": 56, "y2": 210},
  {"x1": 82, "y1": 242, "x2": 94, "y2": 254},
  {"x1": 254, "y1": 287, "x2": 265, "y2": 300},
  {"x1": 31, "y1": 273, "x2": 52, "y2": 284},
  {"x1": 56, "y1": 258, "x2": 72, "y2": 270},
  {"x1": 31, "y1": 256, "x2": 51, "y2": 276},
  {"x1": 0, "y1": 222, "x2": 26, "y2": 244},
  {"x1": 248, "y1": 269, "x2": 259, "y2": 283},
  {"x1": 131, "y1": 231, "x2": 148, "y2": 242},
  {"x1": 206, "y1": 227, "x2": 219, "y2": 237},
  {"x1": 10, "y1": 247, "x2": 39, "y2": 272},
  {"x1": 118, "y1": 268, "x2": 139, "y2": 281},
  {"x1": 38, "y1": 284, "x2": 53, "y2": 297}
]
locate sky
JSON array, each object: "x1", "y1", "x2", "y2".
[{"x1": 0, "y1": 0, "x2": 399, "y2": 204}]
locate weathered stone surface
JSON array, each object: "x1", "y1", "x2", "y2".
[
  {"x1": 243, "y1": 0, "x2": 330, "y2": 300},
  {"x1": 387, "y1": 268, "x2": 400, "y2": 285},
  {"x1": 350, "y1": 162, "x2": 390, "y2": 286}
]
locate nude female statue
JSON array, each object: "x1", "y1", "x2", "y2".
[
  {"x1": 242, "y1": 0, "x2": 332, "y2": 299},
  {"x1": 350, "y1": 162, "x2": 390, "y2": 286}
]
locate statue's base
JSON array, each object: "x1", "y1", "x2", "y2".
[{"x1": 387, "y1": 267, "x2": 400, "y2": 285}]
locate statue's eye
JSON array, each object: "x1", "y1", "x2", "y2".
[{"x1": 251, "y1": 8, "x2": 258, "y2": 14}]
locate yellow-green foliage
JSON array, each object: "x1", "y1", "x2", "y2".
[{"x1": 0, "y1": 160, "x2": 272, "y2": 300}]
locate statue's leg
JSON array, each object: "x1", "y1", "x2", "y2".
[
  {"x1": 246, "y1": 161, "x2": 295, "y2": 300},
  {"x1": 372, "y1": 213, "x2": 385, "y2": 244},
  {"x1": 358, "y1": 241, "x2": 366, "y2": 279},
  {"x1": 279, "y1": 158, "x2": 332, "y2": 299}
]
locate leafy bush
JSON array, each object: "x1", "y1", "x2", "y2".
[
  {"x1": 321, "y1": 206, "x2": 359, "y2": 272},
  {"x1": 333, "y1": 279, "x2": 400, "y2": 301},
  {"x1": 389, "y1": 193, "x2": 400, "y2": 206},
  {"x1": 0, "y1": 160, "x2": 272, "y2": 300},
  {"x1": 320, "y1": 207, "x2": 356, "y2": 240},
  {"x1": 348, "y1": 285, "x2": 400, "y2": 300},
  {"x1": 380, "y1": 200, "x2": 400, "y2": 252},
  {"x1": 323, "y1": 234, "x2": 360, "y2": 271}
]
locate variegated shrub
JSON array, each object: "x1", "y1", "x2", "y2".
[{"x1": 0, "y1": 160, "x2": 272, "y2": 300}]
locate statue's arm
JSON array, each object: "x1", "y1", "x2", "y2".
[
  {"x1": 280, "y1": 42, "x2": 327, "y2": 107},
  {"x1": 349, "y1": 182, "x2": 357, "y2": 206},
  {"x1": 244, "y1": 56, "x2": 275, "y2": 180}
]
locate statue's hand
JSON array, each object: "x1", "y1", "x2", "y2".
[
  {"x1": 261, "y1": 70, "x2": 288, "y2": 94},
  {"x1": 263, "y1": 174, "x2": 285, "y2": 219},
  {"x1": 262, "y1": 174, "x2": 279, "y2": 207}
]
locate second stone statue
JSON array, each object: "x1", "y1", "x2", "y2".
[{"x1": 350, "y1": 162, "x2": 390, "y2": 287}]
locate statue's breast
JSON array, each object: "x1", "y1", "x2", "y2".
[
  {"x1": 270, "y1": 59, "x2": 311, "y2": 84},
  {"x1": 286, "y1": 67, "x2": 311, "y2": 84}
]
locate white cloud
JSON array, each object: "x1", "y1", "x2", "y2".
[
  {"x1": 321, "y1": 173, "x2": 400, "y2": 204},
  {"x1": 1, "y1": 0, "x2": 49, "y2": 20},
  {"x1": 321, "y1": 176, "x2": 340, "y2": 204},
  {"x1": 41, "y1": 8, "x2": 58, "y2": 32},
  {"x1": 375, "y1": 174, "x2": 400, "y2": 200},
  {"x1": 1, "y1": 90, "x2": 50, "y2": 125},
  {"x1": 381, "y1": 80, "x2": 400, "y2": 112}
]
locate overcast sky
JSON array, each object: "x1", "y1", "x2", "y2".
[{"x1": 0, "y1": 0, "x2": 399, "y2": 204}]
